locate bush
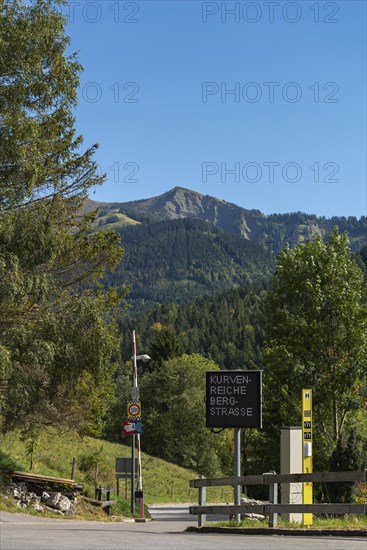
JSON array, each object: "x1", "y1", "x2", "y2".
[
  {"x1": 0, "y1": 450, "x2": 26, "y2": 489},
  {"x1": 0, "y1": 450, "x2": 25, "y2": 472}
]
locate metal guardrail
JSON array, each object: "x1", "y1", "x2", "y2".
[
  {"x1": 189, "y1": 470, "x2": 367, "y2": 488},
  {"x1": 189, "y1": 470, "x2": 367, "y2": 527}
]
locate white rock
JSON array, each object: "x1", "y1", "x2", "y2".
[
  {"x1": 56, "y1": 495, "x2": 71, "y2": 512},
  {"x1": 44, "y1": 505, "x2": 64, "y2": 515},
  {"x1": 45, "y1": 492, "x2": 71, "y2": 512}
]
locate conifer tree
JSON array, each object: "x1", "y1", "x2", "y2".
[{"x1": 0, "y1": 0, "x2": 124, "y2": 435}]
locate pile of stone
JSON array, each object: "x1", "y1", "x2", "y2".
[
  {"x1": 240, "y1": 496, "x2": 268, "y2": 521},
  {"x1": 11, "y1": 481, "x2": 77, "y2": 516}
]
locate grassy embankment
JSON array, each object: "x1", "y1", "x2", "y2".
[
  {"x1": 0, "y1": 429, "x2": 232, "y2": 507},
  {"x1": 209, "y1": 516, "x2": 367, "y2": 530}
]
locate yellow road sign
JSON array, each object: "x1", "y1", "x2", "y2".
[
  {"x1": 127, "y1": 401, "x2": 141, "y2": 419},
  {"x1": 302, "y1": 389, "x2": 313, "y2": 526}
]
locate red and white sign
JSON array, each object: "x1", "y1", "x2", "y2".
[
  {"x1": 123, "y1": 421, "x2": 137, "y2": 434},
  {"x1": 127, "y1": 401, "x2": 141, "y2": 418},
  {"x1": 122, "y1": 420, "x2": 142, "y2": 435}
]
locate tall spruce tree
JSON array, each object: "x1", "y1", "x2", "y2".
[
  {"x1": 0, "y1": 0, "x2": 124, "y2": 435},
  {"x1": 0, "y1": 0, "x2": 100, "y2": 208},
  {"x1": 148, "y1": 326, "x2": 183, "y2": 369}
]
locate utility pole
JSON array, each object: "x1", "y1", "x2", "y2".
[
  {"x1": 131, "y1": 331, "x2": 138, "y2": 514},
  {"x1": 129, "y1": 331, "x2": 150, "y2": 518}
]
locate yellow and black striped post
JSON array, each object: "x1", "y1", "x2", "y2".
[{"x1": 302, "y1": 389, "x2": 313, "y2": 526}]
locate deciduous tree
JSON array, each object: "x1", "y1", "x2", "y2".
[
  {"x1": 140, "y1": 354, "x2": 232, "y2": 476},
  {"x1": 260, "y1": 229, "x2": 367, "y2": 468}
]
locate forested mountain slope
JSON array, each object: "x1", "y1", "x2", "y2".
[
  {"x1": 118, "y1": 240, "x2": 367, "y2": 371},
  {"x1": 119, "y1": 282, "x2": 267, "y2": 370},
  {"x1": 105, "y1": 218, "x2": 274, "y2": 313}
]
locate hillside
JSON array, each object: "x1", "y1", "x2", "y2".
[
  {"x1": 120, "y1": 282, "x2": 267, "y2": 370},
  {"x1": 0, "y1": 430, "x2": 228, "y2": 504},
  {"x1": 87, "y1": 187, "x2": 367, "y2": 252},
  {"x1": 106, "y1": 218, "x2": 274, "y2": 313},
  {"x1": 119, "y1": 239, "x2": 367, "y2": 369}
]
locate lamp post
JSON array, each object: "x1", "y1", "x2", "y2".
[{"x1": 131, "y1": 330, "x2": 150, "y2": 517}]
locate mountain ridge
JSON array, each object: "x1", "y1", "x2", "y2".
[{"x1": 86, "y1": 186, "x2": 366, "y2": 251}]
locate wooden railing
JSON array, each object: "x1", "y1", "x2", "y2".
[{"x1": 189, "y1": 470, "x2": 367, "y2": 527}]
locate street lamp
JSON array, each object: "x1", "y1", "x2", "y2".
[
  {"x1": 131, "y1": 331, "x2": 150, "y2": 517},
  {"x1": 135, "y1": 354, "x2": 151, "y2": 362}
]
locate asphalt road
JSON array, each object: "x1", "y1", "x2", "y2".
[
  {"x1": 149, "y1": 504, "x2": 228, "y2": 522},
  {"x1": 1, "y1": 509, "x2": 366, "y2": 550}
]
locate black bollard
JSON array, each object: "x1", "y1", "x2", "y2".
[{"x1": 105, "y1": 489, "x2": 111, "y2": 516}]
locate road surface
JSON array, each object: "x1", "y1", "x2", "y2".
[
  {"x1": 149, "y1": 504, "x2": 228, "y2": 522},
  {"x1": 1, "y1": 508, "x2": 366, "y2": 550}
]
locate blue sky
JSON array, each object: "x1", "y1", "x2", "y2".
[{"x1": 63, "y1": 1, "x2": 366, "y2": 217}]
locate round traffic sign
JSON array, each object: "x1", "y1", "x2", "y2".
[{"x1": 128, "y1": 402, "x2": 141, "y2": 417}]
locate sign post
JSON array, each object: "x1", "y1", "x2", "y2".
[
  {"x1": 206, "y1": 370, "x2": 262, "y2": 522},
  {"x1": 130, "y1": 332, "x2": 138, "y2": 515},
  {"x1": 115, "y1": 458, "x2": 138, "y2": 499},
  {"x1": 302, "y1": 389, "x2": 313, "y2": 526},
  {"x1": 234, "y1": 427, "x2": 241, "y2": 522},
  {"x1": 122, "y1": 333, "x2": 150, "y2": 518}
]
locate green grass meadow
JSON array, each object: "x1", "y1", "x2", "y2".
[{"x1": 0, "y1": 429, "x2": 231, "y2": 505}]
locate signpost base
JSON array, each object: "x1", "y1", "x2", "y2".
[
  {"x1": 131, "y1": 434, "x2": 135, "y2": 514},
  {"x1": 234, "y1": 428, "x2": 241, "y2": 523}
]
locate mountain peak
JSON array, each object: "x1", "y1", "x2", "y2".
[
  {"x1": 86, "y1": 188, "x2": 366, "y2": 252},
  {"x1": 161, "y1": 186, "x2": 205, "y2": 200},
  {"x1": 165, "y1": 186, "x2": 225, "y2": 202},
  {"x1": 170, "y1": 185, "x2": 195, "y2": 193}
]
